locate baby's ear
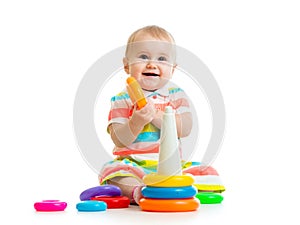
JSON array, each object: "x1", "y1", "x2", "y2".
[
  {"x1": 172, "y1": 63, "x2": 177, "y2": 74},
  {"x1": 123, "y1": 57, "x2": 129, "y2": 74}
]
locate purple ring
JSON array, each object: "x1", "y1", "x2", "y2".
[{"x1": 80, "y1": 185, "x2": 121, "y2": 201}]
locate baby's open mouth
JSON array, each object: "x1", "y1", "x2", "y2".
[{"x1": 142, "y1": 73, "x2": 160, "y2": 77}]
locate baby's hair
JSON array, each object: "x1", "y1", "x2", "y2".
[
  {"x1": 127, "y1": 25, "x2": 175, "y2": 44},
  {"x1": 125, "y1": 25, "x2": 175, "y2": 57}
]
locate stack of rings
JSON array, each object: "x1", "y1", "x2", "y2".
[{"x1": 139, "y1": 174, "x2": 200, "y2": 212}]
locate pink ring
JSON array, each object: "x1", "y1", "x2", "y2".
[{"x1": 34, "y1": 200, "x2": 67, "y2": 212}]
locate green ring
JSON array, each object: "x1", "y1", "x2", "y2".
[{"x1": 195, "y1": 192, "x2": 223, "y2": 204}]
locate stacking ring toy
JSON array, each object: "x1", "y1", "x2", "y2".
[
  {"x1": 141, "y1": 186, "x2": 197, "y2": 199},
  {"x1": 34, "y1": 200, "x2": 67, "y2": 212},
  {"x1": 195, "y1": 192, "x2": 224, "y2": 204},
  {"x1": 80, "y1": 185, "x2": 121, "y2": 201},
  {"x1": 76, "y1": 200, "x2": 107, "y2": 212},
  {"x1": 143, "y1": 174, "x2": 194, "y2": 187},
  {"x1": 139, "y1": 198, "x2": 200, "y2": 212},
  {"x1": 193, "y1": 184, "x2": 225, "y2": 193},
  {"x1": 91, "y1": 196, "x2": 130, "y2": 208}
]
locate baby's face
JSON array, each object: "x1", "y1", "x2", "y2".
[{"x1": 124, "y1": 33, "x2": 176, "y2": 91}]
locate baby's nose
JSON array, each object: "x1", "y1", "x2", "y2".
[{"x1": 146, "y1": 61, "x2": 157, "y2": 69}]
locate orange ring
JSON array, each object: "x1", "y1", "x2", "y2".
[
  {"x1": 139, "y1": 198, "x2": 200, "y2": 212},
  {"x1": 143, "y1": 174, "x2": 194, "y2": 187}
]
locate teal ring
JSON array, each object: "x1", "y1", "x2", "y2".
[{"x1": 76, "y1": 200, "x2": 107, "y2": 212}]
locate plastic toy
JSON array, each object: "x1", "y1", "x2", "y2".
[
  {"x1": 193, "y1": 184, "x2": 225, "y2": 193},
  {"x1": 142, "y1": 107, "x2": 195, "y2": 187},
  {"x1": 195, "y1": 192, "x2": 224, "y2": 204},
  {"x1": 183, "y1": 166, "x2": 226, "y2": 192},
  {"x1": 76, "y1": 200, "x2": 107, "y2": 212},
  {"x1": 126, "y1": 77, "x2": 147, "y2": 109},
  {"x1": 34, "y1": 200, "x2": 67, "y2": 212},
  {"x1": 143, "y1": 174, "x2": 195, "y2": 187},
  {"x1": 141, "y1": 186, "x2": 197, "y2": 199},
  {"x1": 80, "y1": 185, "x2": 121, "y2": 201},
  {"x1": 139, "y1": 106, "x2": 200, "y2": 212},
  {"x1": 157, "y1": 106, "x2": 182, "y2": 176},
  {"x1": 139, "y1": 198, "x2": 200, "y2": 212},
  {"x1": 91, "y1": 196, "x2": 130, "y2": 208}
]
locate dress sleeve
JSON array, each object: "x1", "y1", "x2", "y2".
[
  {"x1": 107, "y1": 91, "x2": 133, "y2": 129},
  {"x1": 168, "y1": 87, "x2": 191, "y2": 114}
]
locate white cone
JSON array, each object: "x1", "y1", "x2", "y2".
[{"x1": 157, "y1": 106, "x2": 182, "y2": 176}]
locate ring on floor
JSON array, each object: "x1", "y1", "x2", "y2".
[
  {"x1": 193, "y1": 184, "x2": 225, "y2": 193},
  {"x1": 76, "y1": 200, "x2": 107, "y2": 212},
  {"x1": 91, "y1": 196, "x2": 130, "y2": 208},
  {"x1": 80, "y1": 185, "x2": 121, "y2": 201},
  {"x1": 34, "y1": 200, "x2": 67, "y2": 212},
  {"x1": 195, "y1": 192, "x2": 224, "y2": 204}
]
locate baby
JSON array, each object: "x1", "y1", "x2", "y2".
[{"x1": 99, "y1": 25, "x2": 225, "y2": 204}]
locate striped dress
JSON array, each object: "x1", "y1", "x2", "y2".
[
  {"x1": 99, "y1": 82, "x2": 225, "y2": 192},
  {"x1": 107, "y1": 82, "x2": 190, "y2": 157}
]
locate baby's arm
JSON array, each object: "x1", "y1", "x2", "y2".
[
  {"x1": 109, "y1": 101, "x2": 156, "y2": 148},
  {"x1": 175, "y1": 112, "x2": 193, "y2": 137},
  {"x1": 151, "y1": 111, "x2": 192, "y2": 138}
]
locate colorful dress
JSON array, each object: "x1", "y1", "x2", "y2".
[{"x1": 99, "y1": 82, "x2": 225, "y2": 192}]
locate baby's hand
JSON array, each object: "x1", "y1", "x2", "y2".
[
  {"x1": 130, "y1": 99, "x2": 156, "y2": 128},
  {"x1": 151, "y1": 109, "x2": 164, "y2": 129}
]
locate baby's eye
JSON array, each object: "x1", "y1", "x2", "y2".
[
  {"x1": 158, "y1": 56, "x2": 167, "y2": 61},
  {"x1": 138, "y1": 54, "x2": 149, "y2": 60}
]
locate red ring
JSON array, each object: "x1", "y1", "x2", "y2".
[{"x1": 91, "y1": 196, "x2": 130, "y2": 208}]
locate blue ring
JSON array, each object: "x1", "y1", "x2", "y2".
[
  {"x1": 141, "y1": 186, "x2": 197, "y2": 199},
  {"x1": 76, "y1": 200, "x2": 107, "y2": 212}
]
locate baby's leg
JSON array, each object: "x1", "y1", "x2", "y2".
[
  {"x1": 107, "y1": 176, "x2": 143, "y2": 204},
  {"x1": 183, "y1": 165, "x2": 225, "y2": 192}
]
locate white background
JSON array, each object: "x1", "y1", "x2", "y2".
[{"x1": 1, "y1": 0, "x2": 300, "y2": 224}]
